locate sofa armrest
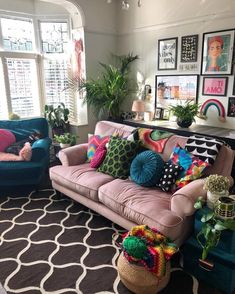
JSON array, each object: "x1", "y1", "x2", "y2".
[
  {"x1": 58, "y1": 143, "x2": 88, "y2": 166},
  {"x1": 170, "y1": 179, "x2": 206, "y2": 218},
  {"x1": 31, "y1": 137, "x2": 52, "y2": 162}
]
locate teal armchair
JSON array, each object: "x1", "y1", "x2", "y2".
[{"x1": 0, "y1": 118, "x2": 52, "y2": 188}]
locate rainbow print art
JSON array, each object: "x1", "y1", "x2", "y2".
[{"x1": 198, "y1": 98, "x2": 226, "y2": 122}]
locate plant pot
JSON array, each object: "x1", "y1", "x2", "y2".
[
  {"x1": 60, "y1": 143, "x2": 71, "y2": 149},
  {"x1": 207, "y1": 190, "x2": 229, "y2": 209},
  {"x1": 176, "y1": 118, "x2": 193, "y2": 128}
]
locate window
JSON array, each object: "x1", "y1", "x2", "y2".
[{"x1": 0, "y1": 15, "x2": 85, "y2": 124}]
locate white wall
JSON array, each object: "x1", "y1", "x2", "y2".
[{"x1": 117, "y1": 0, "x2": 235, "y2": 129}]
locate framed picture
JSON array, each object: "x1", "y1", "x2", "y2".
[
  {"x1": 158, "y1": 37, "x2": 178, "y2": 70},
  {"x1": 201, "y1": 29, "x2": 234, "y2": 75},
  {"x1": 162, "y1": 109, "x2": 170, "y2": 120},
  {"x1": 181, "y1": 34, "x2": 198, "y2": 62},
  {"x1": 227, "y1": 97, "x2": 235, "y2": 117},
  {"x1": 154, "y1": 107, "x2": 163, "y2": 120},
  {"x1": 202, "y1": 77, "x2": 228, "y2": 96},
  {"x1": 155, "y1": 74, "x2": 199, "y2": 109}
]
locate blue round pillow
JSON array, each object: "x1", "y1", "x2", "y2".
[{"x1": 130, "y1": 150, "x2": 164, "y2": 187}]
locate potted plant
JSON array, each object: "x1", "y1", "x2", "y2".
[
  {"x1": 168, "y1": 101, "x2": 200, "y2": 128},
  {"x1": 44, "y1": 103, "x2": 70, "y2": 136},
  {"x1": 203, "y1": 174, "x2": 230, "y2": 209},
  {"x1": 194, "y1": 197, "x2": 235, "y2": 262},
  {"x1": 78, "y1": 53, "x2": 138, "y2": 120},
  {"x1": 54, "y1": 132, "x2": 77, "y2": 149}
]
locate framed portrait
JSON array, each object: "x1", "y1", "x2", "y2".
[
  {"x1": 181, "y1": 34, "x2": 198, "y2": 62},
  {"x1": 154, "y1": 107, "x2": 163, "y2": 120},
  {"x1": 158, "y1": 37, "x2": 178, "y2": 70},
  {"x1": 155, "y1": 74, "x2": 199, "y2": 109},
  {"x1": 201, "y1": 29, "x2": 234, "y2": 75},
  {"x1": 162, "y1": 109, "x2": 170, "y2": 120},
  {"x1": 202, "y1": 77, "x2": 228, "y2": 96},
  {"x1": 227, "y1": 97, "x2": 235, "y2": 117}
]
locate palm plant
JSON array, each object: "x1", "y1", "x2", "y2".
[{"x1": 78, "y1": 53, "x2": 138, "y2": 119}]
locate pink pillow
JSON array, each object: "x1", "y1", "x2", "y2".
[
  {"x1": 0, "y1": 129, "x2": 16, "y2": 152},
  {"x1": 90, "y1": 144, "x2": 107, "y2": 168},
  {"x1": 87, "y1": 135, "x2": 110, "y2": 162}
]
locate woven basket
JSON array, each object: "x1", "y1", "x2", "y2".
[{"x1": 117, "y1": 253, "x2": 170, "y2": 294}]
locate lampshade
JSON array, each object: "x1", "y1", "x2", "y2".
[{"x1": 132, "y1": 100, "x2": 145, "y2": 112}]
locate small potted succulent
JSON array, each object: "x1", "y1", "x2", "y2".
[
  {"x1": 203, "y1": 174, "x2": 230, "y2": 209},
  {"x1": 54, "y1": 133, "x2": 77, "y2": 149}
]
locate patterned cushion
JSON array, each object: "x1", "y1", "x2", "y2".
[
  {"x1": 90, "y1": 144, "x2": 107, "y2": 168},
  {"x1": 87, "y1": 135, "x2": 110, "y2": 162},
  {"x1": 98, "y1": 137, "x2": 140, "y2": 179},
  {"x1": 138, "y1": 128, "x2": 173, "y2": 153},
  {"x1": 130, "y1": 151, "x2": 165, "y2": 186},
  {"x1": 158, "y1": 162, "x2": 183, "y2": 192},
  {"x1": 169, "y1": 144, "x2": 209, "y2": 188},
  {"x1": 185, "y1": 135, "x2": 224, "y2": 165}
]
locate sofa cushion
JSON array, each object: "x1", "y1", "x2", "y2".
[
  {"x1": 90, "y1": 144, "x2": 107, "y2": 168},
  {"x1": 87, "y1": 135, "x2": 110, "y2": 162},
  {"x1": 50, "y1": 163, "x2": 114, "y2": 201},
  {"x1": 130, "y1": 150, "x2": 164, "y2": 186},
  {"x1": 0, "y1": 129, "x2": 16, "y2": 152},
  {"x1": 98, "y1": 137, "x2": 140, "y2": 179},
  {"x1": 158, "y1": 162, "x2": 183, "y2": 192},
  {"x1": 98, "y1": 179, "x2": 183, "y2": 240}
]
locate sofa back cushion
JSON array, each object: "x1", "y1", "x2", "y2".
[{"x1": 95, "y1": 120, "x2": 135, "y2": 138}]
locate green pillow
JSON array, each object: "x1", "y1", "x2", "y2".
[{"x1": 98, "y1": 136, "x2": 140, "y2": 179}]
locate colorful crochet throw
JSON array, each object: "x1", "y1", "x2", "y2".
[{"x1": 122, "y1": 225, "x2": 178, "y2": 278}]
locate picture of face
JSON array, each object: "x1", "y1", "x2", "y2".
[{"x1": 206, "y1": 36, "x2": 226, "y2": 72}]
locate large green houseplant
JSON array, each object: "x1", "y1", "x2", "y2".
[
  {"x1": 168, "y1": 101, "x2": 200, "y2": 128},
  {"x1": 78, "y1": 53, "x2": 138, "y2": 120}
]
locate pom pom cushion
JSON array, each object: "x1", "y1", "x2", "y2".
[
  {"x1": 169, "y1": 144, "x2": 209, "y2": 188},
  {"x1": 158, "y1": 162, "x2": 183, "y2": 192},
  {"x1": 0, "y1": 129, "x2": 16, "y2": 152},
  {"x1": 98, "y1": 137, "x2": 140, "y2": 179},
  {"x1": 130, "y1": 150, "x2": 164, "y2": 186},
  {"x1": 87, "y1": 135, "x2": 110, "y2": 162},
  {"x1": 90, "y1": 144, "x2": 107, "y2": 168}
]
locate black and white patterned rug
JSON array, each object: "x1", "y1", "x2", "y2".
[{"x1": 0, "y1": 189, "x2": 219, "y2": 294}]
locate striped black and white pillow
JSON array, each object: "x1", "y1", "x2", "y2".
[{"x1": 185, "y1": 135, "x2": 224, "y2": 165}]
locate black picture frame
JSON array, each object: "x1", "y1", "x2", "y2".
[
  {"x1": 233, "y1": 76, "x2": 235, "y2": 96},
  {"x1": 154, "y1": 107, "x2": 163, "y2": 120},
  {"x1": 202, "y1": 76, "x2": 228, "y2": 97},
  {"x1": 181, "y1": 34, "x2": 198, "y2": 62},
  {"x1": 227, "y1": 97, "x2": 235, "y2": 117},
  {"x1": 201, "y1": 29, "x2": 235, "y2": 75},
  {"x1": 155, "y1": 74, "x2": 199, "y2": 109},
  {"x1": 158, "y1": 37, "x2": 178, "y2": 70}
]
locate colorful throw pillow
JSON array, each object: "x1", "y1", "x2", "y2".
[
  {"x1": 138, "y1": 128, "x2": 173, "y2": 153},
  {"x1": 90, "y1": 144, "x2": 107, "y2": 168},
  {"x1": 158, "y1": 162, "x2": 183, "y2": 192},
  {"x1": 98, "y1": 137, "x2": 140, "y2": 179},
  {"x1": 185, "y1": 135, "x2": 224, "y2": 165},
  {"x1": 130, "y1": 151, "x2": 164, "y2": 186},
  {"x1": 169, "y1": 144, "x2": 209, "y2": 189},
  {"x1": 87, "y1": 135, "x2": 110, "y2": 162},
  {"x1": 0, "y1": 129, "x2": 16, "y2": 152}
]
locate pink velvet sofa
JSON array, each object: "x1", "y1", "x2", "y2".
[{"x1": 50, "y1": 120, "x2": 234, "y2": 246}]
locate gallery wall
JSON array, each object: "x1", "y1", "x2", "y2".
[{"x1": 117, "y1": 0, "x2": 235, "y2": 129}]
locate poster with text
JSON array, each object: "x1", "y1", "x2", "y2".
[
  {"x1": 158, "y1": 38, "x2": 178, "y2": 70},
  {"x1": 202, "y1": 77, "x2": 228, "y2": 96}
]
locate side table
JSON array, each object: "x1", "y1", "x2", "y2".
[{"x1": 182, "y1": 208, "x2": 235, "y2": 294}]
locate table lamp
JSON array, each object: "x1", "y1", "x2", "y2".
[{"x1": 132, "y1": 100, "x2": 145, "y2": 120}]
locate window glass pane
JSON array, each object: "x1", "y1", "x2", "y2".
[
  {"x1": 40, "y1": 22, "x2": 68, "y2": 53},
  {"x1": 1, "y1": 18, "x2": 34, "y2": 52},
  {"x1": 0, "y1": 59, "x2": 8, "y2": 119},
  {"x1": 7, "y1": 58, "x2": 40, "y2": 118}
]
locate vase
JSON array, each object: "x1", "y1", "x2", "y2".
[
  {"x1": 207, "y1": 190, "x2": 229, "y2": 209},
  {"x1": 60, "y1": 143, "x2": 71, "y2": 149},
  {"x1": 176, "y1": 118, "x2": 193, "y2": 128},
  {"x1": 214, "y1": 196, "x2": 235, "y2": 220}
]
